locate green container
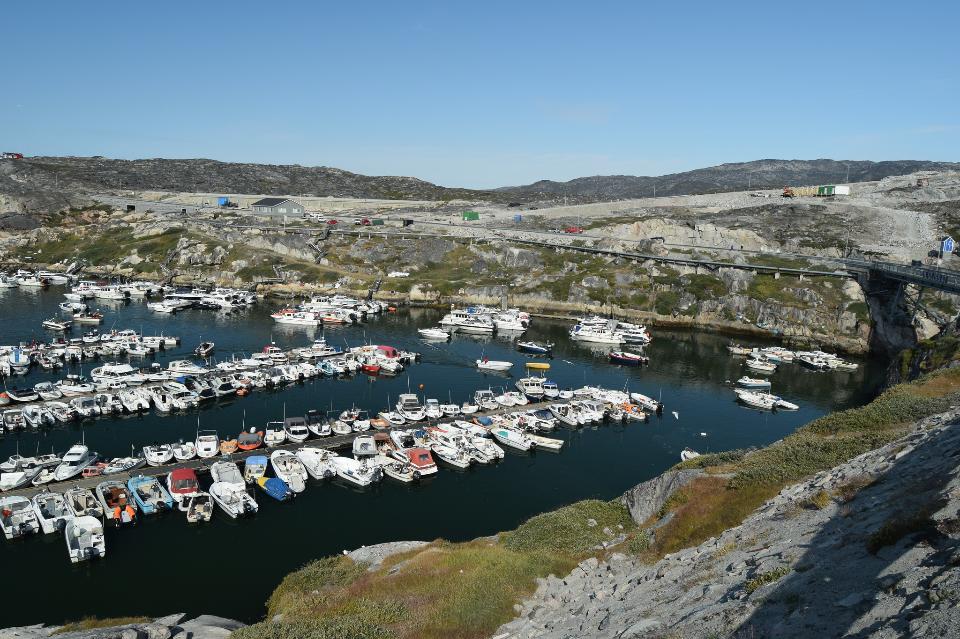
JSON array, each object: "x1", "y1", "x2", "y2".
[
  {"x1": 371, "y1": 219, "x2": 385, "y2": 226},
  {"x1": 462, "y1": 211, "x2": 480, "y2": 221}
]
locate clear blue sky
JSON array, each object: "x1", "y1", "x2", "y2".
[{"x1": 2, "y1": 0, "x2": 957, "y2": 188}]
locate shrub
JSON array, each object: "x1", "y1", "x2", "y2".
[
  {"x1": 745, "y1": 566, "x2": 790, "y2": 594},
  {"x1": 654, "y1": 291, "x2": 680, "y2": 315},
  {"x1": 867, "y1": 507, "x2": 937, "y2": 554},
  {"x1": 232, "y1": 619, "x2": 394, "y2": 639},
  {"x1": 501, "y1": 499, "x2": 635, "y2": 556},
  {"x1": 798, "y1": 490, "x2": 832, "y2": 510}
]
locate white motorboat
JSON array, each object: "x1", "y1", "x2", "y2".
[
  {"x1": 34, "y1": 381, "x2": 63, "y2": 401},
  {"x1": 209, "y1": 482, "x2": 258, "y2": 518},
  {"x1": 283, "y1": 416, "x2": 310, "y2": 443},
  {"x1": 172, "y1": 440, "x2": 197, "y2": 461},
  {"x1": 32, "y1": 491, "x2": 74, "y2": 534},
  {"x1": 424, "y1": 398, "x2": 442, "y2": 420},
  {"x1": 65, "y1": 487, "x2": 104, "y2": 519},
  {"x1": 57, "y1": 376, "x2": 96, "y2": 396},
  {"x1": 3, "y1": 409, "x2": 25, "y2": 431},
  {"x1": 102, "y1": 454, "x2": 145, "y2": 475},
  {"x1": 745, "y1": 357, "x2": 777, "y2": 373},
  {"x1": 48, "y1": 402, "x2": 75, "y2": 423},
  {"x1": 210, "y1": 460, "x2": 245, "y2": 486},
  {"x1": 142, "y1": 443, "x2": 174, "y2": 466},
  {"x1": 329, "y1": 455, "x2": 382, "y2": 487},
  {"x1": 476, "y1": 358, "x2": 513, "y2": 372},
  {"x1": 629, "y1": 392, "x2": 663, "y2": 413},
  {"x1": 428, "y1": 439, "x2": 472, "y2": 468},
  {"x1": 460, "y1": 401, "x2": 479, "y2": 415},
  {"x1": 473, "y1": 389, "x2": 499, "y2": 411},
  {"x1": 148, "y1": 388, "x2": 174, "y2": 413},
  {"x1": 296, "y1": 447, "x2": 336, "y2": 480},
  {"x1": 65, "y1": 515, "x2": 106, "y2": 563},
  {"x1": 264, "y1": 422, "x2": 287, "y2": 447},
  {"x1": 549, "y1": 403, "x2": 580, "y2": 427},
  {"x1": 22, "y1": 405, "x2": 56, "y2": 428},
  {"x1": 568, "y1": 323, "x2": 624, "y2": 344},
  {"x1": 504, "y1": 391, "x2": 529, "y2": 406},
  {"x1": 490, "y1": 425, "x2": 536, "y2": 451},
  {"x1": 69, "y1": 397, "x2": 101, "y2": 418},
  {"x1": 186, "y1": 492, "x2": 214, "y2": 523},
  {"x1": 119, "y1": 389, "x2": 150, "y2": 413},
  {"x1": 527, "y1": 433, "x2": 564, "y2": 451},
  {"x1": 1, "y1": 468, "x2": 40, "y2": 491},
  {"x1": 439, "y1": 308, "x2": 495, "y2": 334},
  {"x1": 195, "y1": 430, "x2": 220, "y2": 458},
  {"x1": 417, "y1": 327, "x2": 450, "y2": 340},
  {"x1": 439, "y1": 403, "x2": 460, "y2": 417},
  {"x1": 53, "y1": 444, "x2": 98, "y2": 482},
  {"x1": 270, "y1": 450, "x2": 308, "y2": 493},
  {"x1": 736, "y1": 376, "x2": 772, "y2": 389},
  {"x1": 396, "y1": 393, "x2": 427, "y2": 422},
  {"x1": 680, "y1": 448, "x2": 701, "y2": 462},
  {"x1": 0, "y1": 496, "x2": 40, "y2": 540},
  {"x1": 515, "y1": 376, "x2": 545, "y2": 400},
  {"x1": 735, "y1": 389, "x2": 777, "y2": 410}
]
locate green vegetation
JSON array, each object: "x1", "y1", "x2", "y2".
[
  {"x1": 846, "y1": 301, "x2": 870, "y2": 322},
  {"x1": 798, "y1": 490, "x2": 832, "y2": 510},
  {"x1": 682, "y1": 273, "x2": 726, "y2": 300},
  {"x1": 928, "y1": 296, "x2": 957, "y2": 316},
  {"x1": 867, "y1": 506, "x2": 938, "y2": 554},
  {"x1": 18, "y1": 225, "x2": 190, "y2": 267},
  {"x1": 501, "y1": 499, "x2": 635, "y2": 556},
  {"x1": 655, "y1": 290, "x2": 680, "y2": 315},
  {"x1": 750, "y1": 255, "x2": 812, "y2": 269},
  {"x1": 745, "y1": 566, "x2": 791, "y2": 594},
  {"x1": 53, "y1": 617, "x2": 151, "y2": 635}
]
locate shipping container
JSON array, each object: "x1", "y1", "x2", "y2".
[
  {"x1": 371, "y1": 219, "x2": 385, "y2": 226},
  {"x1": 513, "y1": 214, "x2": 523, "y2": 222},
  {"x1": 217, "y1": 196, "x2": 230, "y2": 206},
  {"x1": 462, "y1": 211, "x2": 480, "y2": 221}
]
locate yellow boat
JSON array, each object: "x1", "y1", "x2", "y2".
[{"x1": 525, "y1": 362, "x2": 550, "y2": 370}]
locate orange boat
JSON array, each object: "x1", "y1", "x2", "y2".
[
  {"x1": 237, "y1": 429, "x2": 264, "y2": 451},
  {"x1": 219, "y1": 438, "x2": 239, "y2": 455}
]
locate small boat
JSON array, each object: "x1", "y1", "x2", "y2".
[
  {"x1": 243, "y1": 455, "x2": 269, "y2": 484},
  {"x1": 195, "y1": 430, "x2": 220, "y2": 458},
  {"x1": 53, "y1": 444, "x2": 98, "y2": 482},
  {"x1": 209, "y1": 482, "x2": 258, "y2": 518},
  {"x1": 270, "y1": 450, "x2": 308, "y2": 493},
  {"x1": 22, "y1": 404, "x2": 56, "y2": 428},
  {"x1": 284, "y1": 416, "x2": 310, "y2": 443},
  {"x1": 94, "y1": 481, "x2": 135, "y2": 525},
  {"x1": 680, "y1": 448, "x2": 701, "y2": 462},
  {"x1": 490, "y1": 425, "x2": 536, "y2": 451},
  {"x1": 735, "y1": 389, "x2": 777, "y2": 410},
  {"x1": 102, "y1": 454, "x2": 145, "y2": 475},
  {"x1": 296, "y1": 447, "x2": 336, "y2": 480},
  {"x1": 237, "y1": 429, "x2": 264, "y2": 451},
  {"x1": 417, "y1": 328, "x2": 450, "y2": 340},
  {"x1": 1, "y1": 467, "x2": 41, "y2": 491},
  {"x1": 609, "y1": 350, "x2": 649, "y2": 366},
  {"x1": 527, "y1": 433, "x2": 564, "y2": 451},
  {"x1": 525, "y1": 361, "x2": 550, "y2": 371},
  {"x1": 142, "y1": 443, "x2": 174, "y2": 466},
  {"x1": 219, "y1": 438, "x2": 239, "y2": 455},
  {"x1": 194, "y1": 341, "x2": 215, "y2": 358},
  {"x1": 517, "y1": 341, "x2": 552, "y2": 355},
  {"x1": 65, "y1": 487, "x2": 104, "y2": 519},
  {"x1": 34, "y1": 382, "x2": 63, "y2": 401},
  {"x1": 305, "y1": 410, "x2": 331, "y2": 437},
  {"x1": 42, "y1": 318, "x2": 72, "y2": 331},
  {"x1": 172, "y1": 440, "x2": 197, "y2": 461},
  {"x1": 256, "y1": 476, "x2": 294, "y2": 502},
  {"x1": 32, "y1": 491, "x2": 74, "y2": 535},
  {"x1": 745, "y1": 358, "x2": 777, "y2": 373},
  {"x1": 65, "y1": 515, "x2": 106, "y2": 563},
  {"x1": 329, "y1": 455, "x2": 382, "y2": 487},
  {"x1": 476, "y1": 358, "x2": 513, "y2": 372},
  {"x1": 264, "y1": 422, "x2": 287, "y2": 446},
  {"x1": 727, "y1": 344, "x2": 754, "y2": 356},
  {"x1": 6, "y1": 387, "x2": 39, "y2": 403},
  {"x1": 210, "y1": 460, "x2": 244, "y2": 486},
  {"x1": 629, "y1": 392, "x2": 663, "y2": 413},
  {"x1": 166, "y1": 468, "x2": 201, "y2": 509},
  {"x1": 736, "y1": 376, "x2": 772, "y2": 389},
  {"x1": 185, "y1": 492, "x2": 214, "y2": 523},
  {"x1": 460, "y1": 401, "x2": 479, "y2": 415},
  {"x1": 127, "y1": 475, "x2": 174, "y2": 515}
]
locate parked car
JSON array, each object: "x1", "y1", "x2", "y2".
[
  {"x1": 327, "y1": 219, "x2": 338, "y2": 225},
  {"x1": 564, "y1": 226, "x2": 584, "y2": 234}
]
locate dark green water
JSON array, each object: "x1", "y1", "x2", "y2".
[{"x1": 0, "y1": 288, "x2": 885, "y2": 625}]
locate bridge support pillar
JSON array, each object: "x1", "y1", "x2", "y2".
[{"x1": 774, "y1": 271, "x2": 780, "y2": 280}]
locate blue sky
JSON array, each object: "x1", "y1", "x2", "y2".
[{"x1": 2, "y1": 1, "x2": 957, "y2": 188}]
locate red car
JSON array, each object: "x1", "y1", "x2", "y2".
[
  {"x1": 564, "y1": 226, "x2": 584, "y2": 234},
  {"x1": 327, "y1": 219, "x2": 338, "y2": 225}
]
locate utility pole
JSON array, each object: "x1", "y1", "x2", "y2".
[
  {"x1": 653, "y1": 183, "x2": 656, "y2": 198},
  {"x1": 845, "y1": 164, "x2": 850, "y2": 183}
]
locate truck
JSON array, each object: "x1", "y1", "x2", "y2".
[{"x1": 1, "y1": 152, "x2": 24, "y2": 160}]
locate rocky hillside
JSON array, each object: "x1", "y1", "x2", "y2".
[
  {"x1": 498, "y1": 159, "x2": 960, "y2": 202},
  {"x1": 498, "y1": 408, "x2": 960, "y2": 639}
]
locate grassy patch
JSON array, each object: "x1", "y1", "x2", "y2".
[
  {"x1": 751, "y1": 255, "x2": 813, "y2": 269},
  {"x1": 54, "y1": 617, "x2": 151, "y2": 635},
  {"x1": 654, "y1": 290, "x2": 680, "y2": 315},
  {"x1": 846, "y1": 301, "x2": 869, "y2": 322},
  {"x1": 745, "y1": 566, "x2": 790, "y2": 594},
  {"x1": 867, "y1": 507, "x2": 938, "y2": 554},
  {"x1": 798, "y1": 490, "x2": 832, "y2": 510},
  {"x1": 501, "y1": 499, "x2": 635, "y2": 556},
  {"x1": 683, "y1": 273, "x2": 726, "y2": 300}
]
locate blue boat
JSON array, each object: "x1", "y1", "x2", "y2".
[
  {"x1": 256, "y1": 476, "x2": 294, "y2": 502},
  {"x1": 517, "y1": 341, "x2": 552, "y2": 355},
  {"x1": 127, "y1": 475, "x2": 174, "y2": 515}
]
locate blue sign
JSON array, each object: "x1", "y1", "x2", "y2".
[{"x1": 942, "y1": 236, "x2": 955, "y2": 254}]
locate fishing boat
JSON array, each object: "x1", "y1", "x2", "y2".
[
  {"x1": 195, "y1": 430, "x2": 220, "y2": 458},
  {"x1": 65, "y1": 487, "x2": 104, "y2": 519},
  {"x1": 142, "y1": 443, "x2": 174, "y2": 466},
  {"x1": 95, "y1": 481, "x2": 136, "y2": 526},
  {"x1": 417, "y1": 327, "x2": 450, "y2": 340},
  {"x1": 185, "y1": 492, "x2": 214, "y2": 523},
  {"x1": 736, "y1": 376, "x2": 772, "y2": 389},
  {"x1": 270, "y1": 450, "x2": 308, "y2": 493},
  {"x1": 53, "y1": 444, "x2": 98, "y2": 482},
  {"x1": 256, "y1": 476, "x2": 294, "y2": 502},
  {"x1": 166, "y1": 468, "x2": 201, "y2": 509},
  {"x1": 517, "y1": 341, "x2": 552, "y2": 355},
  {"x1": 296, "y1": 447, "x2": 336, "y2": 480},
  {"x1": 209, "y1": 482, "x2": 258, "y2": 518},
  {"x1": 243, "y1": 456, "x2": 269, "y2": 484},
  {"x1": 609, "y1": 350, "x2": 649, "y2": 366},
  {"x1": 127, "y1": 475, "x2": 174, "y2": 515},
  {"x1": 65, "y1": 515, "x2": 106, "y2": 563},
  {"x1": 680, "y1": 448, "x2": 701, "y2": 462},
  {"x1": 476, "y1": 358, "x2": 513, "y2": 372}
]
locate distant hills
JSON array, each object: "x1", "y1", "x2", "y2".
[{"x1": 1, "y1": 156, "x2": 958, "y2": 213}]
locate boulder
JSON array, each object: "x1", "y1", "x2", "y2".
[{"x1": 619, "y1": 469, "x2": 703, "y2": 525}]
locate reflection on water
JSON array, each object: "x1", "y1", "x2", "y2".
[{"x1": 0, "y1": 289, "x2": 887, "y2": 625}]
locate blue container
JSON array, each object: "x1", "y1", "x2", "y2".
[
  {"x1": 513, "y1": 214, "x2": 522, "y2": 222},
  {"x1": 217, "y1": 197, "x2": 229, "y2": 206}
]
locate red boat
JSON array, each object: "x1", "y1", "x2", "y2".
[
  {"x1": 237, "y1": 429, "x2": 264, "y2": 451},
  {"x1": 361, "y1": 363, "x2": 381, "y2": 374},
  {"x1": 609, "y1": 350, "x2": 649, "y2": 366},
  {"x1": 166, "y1": 468, "x2": 200, "y2": 507}
]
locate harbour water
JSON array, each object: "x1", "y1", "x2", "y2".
[{"x1": 0, "y1": 288, "x2": 885, "y2": 625}]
